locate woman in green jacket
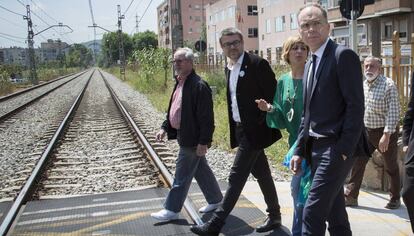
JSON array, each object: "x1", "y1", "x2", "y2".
[{"x1": 256, "y1": 35, "x2": 309, "y2": 236}]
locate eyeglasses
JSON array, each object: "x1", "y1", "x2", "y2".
[
  {"x1": 222, "y1": 40, "x2": 241, "y2": 49},
  {"x1": 299, "y1": 20, "x2": 325, "y2": 31}
]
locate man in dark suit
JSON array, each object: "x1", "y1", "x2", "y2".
[
  {"x1": 290, "y1": 4, "x2": 364, "y2": 235},
  {"x1": 402, "y1": 72, "x2": 414, "y2": 233},
  {"x1": 191, "y1": 27, "x2": 283, "y2": 235}
]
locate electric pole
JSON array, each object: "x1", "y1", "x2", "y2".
[
  {"x1": 24, "y1": 5, "x2": 37, "y2": 85},
  {"x1": 170, "y1": 0, "x2": 183, "y2": 52},
  {"x1": 117, "y1": 5, "x2": 126, "y2": 80},
  {"x1": 135, "y1": 13, "x2": 139, "y2": 34}
]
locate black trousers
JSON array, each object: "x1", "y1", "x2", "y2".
[
  {"x1": 213, "y1": 125, "x2": 281, "y2": 222},
  {"x1": 402, "y1": 159, "x2": 414, "y2": 233},
  {"x1": 302, "y1": 138, "x2": 356, "y2": 236}
]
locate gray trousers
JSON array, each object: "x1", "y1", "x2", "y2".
[{"x1": 164, "y1": 146, "x2": 223, "y2": 213}]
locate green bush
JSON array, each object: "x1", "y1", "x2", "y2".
[{"x1": 0, "y1": 71, "x2": 13, "y2": 96}]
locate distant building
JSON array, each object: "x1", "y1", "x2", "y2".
[
  {"x1": 0, "y1": 39, "x2": 71, "y2": 66},
  {"x1": 257, "y1": 0, "x2": 413, "y2": 65},
  {"x1": 157, "y1": 0, "x2": 219, "y2": 51},
  {"x1": 40, "y1": 39, "x2": 68, "y2": 62},
  {"x1": 327, "y1": 0, "x2": 414, "y2": 64},
  {"x1": 0, "y1": 47, "x2": 29, "y2": 66},
  {"x1": 258, "y1": 0, "x2": 310, "y2": 64},
  {"x1": 205, "y1": 0, "x2": 258, "y2": 64}
]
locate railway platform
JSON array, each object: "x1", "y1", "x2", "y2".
[{"x1": 4, "y1": 181, "x2": 412, "y2": 235}]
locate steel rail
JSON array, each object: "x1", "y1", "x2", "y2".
[
  {"x1": 0, "y1": 70, "x2": 89, "y2": 123},
  {"x1": 0, "y1": 70, "x2": 94, "y2": 236},
  {"x1": 99, "y1": 69, "x2": 204, "y2": 226},
  {"x1": 0, "y1": 71, "x2": 83, "y2": 102}
]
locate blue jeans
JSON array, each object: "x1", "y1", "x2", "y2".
[
  {"x1": 164, "y1": 146, "x2": 223, "y2": 213},
  {"x1": 291, "y1": 174, "x2": 304, "y2": 236}
]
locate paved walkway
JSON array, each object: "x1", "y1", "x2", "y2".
[{"x1": 242, "y1": 181, "x2": 412, "y2": 236}]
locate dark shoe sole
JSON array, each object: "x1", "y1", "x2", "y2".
[{"x1": 256, "y1": 223, "x2": 281, "y2": 233}]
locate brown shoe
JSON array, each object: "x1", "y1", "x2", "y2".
[
  {"x1": 385, "y1": 199, "x2": 401, "y2": 209},
  {"x1": 345, "y1": 196, "x2": 358, "y2": 207}
]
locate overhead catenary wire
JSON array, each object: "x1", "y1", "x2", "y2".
[
  {"x1": 30, "y1": 0, "x2": 60, "y2": 25},
  {"x1": 123, "y1": 0, "x2": 136, "y2": 16},
  {"x1": 0, "y1": 34, "x2": 26, "y2": 45},
  {"x1": 0, "y1": 32, "x2": 26, "y2": 40},
  {"x1": 17, "y1": 0, "x2": 75, "y2": 45},
  {"x1": 0, "y1": 15, "x2": 26, "y2": 29},
  {"x1": 0, "y1": 4, "x2": 25, "y2": 17}
]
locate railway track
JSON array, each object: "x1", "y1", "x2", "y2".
[
  {"x1": 0, "y1": 71, "x2": 87, "y2": 123},
  {"x1": 0, "y1": 69, "x2": 202, "y2": 235}
]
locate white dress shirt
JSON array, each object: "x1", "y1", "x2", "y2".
[{"x1": 227, "y1": 53, "x2": 245, "y2": 123}]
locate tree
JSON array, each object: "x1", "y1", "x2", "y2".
[
  {"x1": 101, "y1": 31, "x2": 133, "y2": 66},
  {"x1": 132, "y1": 30, "x2": 158, "y2": 50},
  {"x1": 65, "y1": 44, "x2": 93, "y2": 68}
]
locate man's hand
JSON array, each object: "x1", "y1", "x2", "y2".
[
  {"x1": 196, "y1": 144, "x2": 208, "y2": 157},
  {"x1": 378, "y1": 132, "x2": 391, "y2": 153},
  {"x1": 290, "y1": 155, "x2": 303, "y2": 175},
  {"x1": 403, "y1": 146, "x2": 408, "y2": 152},
  {"x1": 255, "y1": 99, "x2": 270, "y2": 112},
  {"x1": 156, "y1": 129, "x2": 166, "y2": 142}
]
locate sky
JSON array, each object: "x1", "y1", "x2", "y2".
[{"x1": 0, "y1": 0, "x2": 164, "y2": 48}]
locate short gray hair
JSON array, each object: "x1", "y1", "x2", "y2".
[
  {"x1": 364, "y1": 55, "x2": 382, "y2": 65},
  {"x1": 174, "y1": 47, "x2": 194, "y2": 61},
  {"x1": 219, "y1": 27, "x2": 243, "y2": 45}
]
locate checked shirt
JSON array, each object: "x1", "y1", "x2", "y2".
[{"x1": 364, "y1": 74, "x2": 400, "y2": 133}]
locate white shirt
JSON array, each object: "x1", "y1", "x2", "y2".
[
  {"x1": 227, "y1": 53, "x2": 244, "y2": 123},
  {"x1": 308, "y1": 38, "x2": 330, "y2": 137}
]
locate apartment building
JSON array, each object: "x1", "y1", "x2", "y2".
[
  {"x1": 257, "y1": 0, "x2": 319, "y2": 64},
  {"x1": 40, "y1": 39, "x2": 68, "y2": 62},
  {"x1": 328, "y1": 0, "x2": 414, "y2": 64},
  {"x1": 0, "y1": 47, "x2": 28, "y2": 66},
  {"x1": 157, "y1": 0, "x2": 219, "y2": 51},
  {"x1": 0, "y1": 39, "x2": 70, "y2": 66},
  {"x1": 258, "y1": 0, "x2": 413, "y2": 64},
  {"x1": 205, "y1": 0, "x2": 258, "y2": 64}
]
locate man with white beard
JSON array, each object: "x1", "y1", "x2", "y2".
[{"x1": 344, "y1": 56, "x2": 401, "y2": 209}]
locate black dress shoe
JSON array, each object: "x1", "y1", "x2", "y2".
[
  {"x1": 190, "y1": 219, "x2": 223, "y2": 236},
  {"x1": 256, "y1": 216, "x2": 281, "y2": 233}
]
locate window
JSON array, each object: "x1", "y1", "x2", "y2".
[
  {"x1": 248, "y1": 5, "x2": 258, "y2": 16},
  {"x1": 228, "y1": 6, "x2": 235, "y2": 18},
  {"x1": 194, "y1": 4, "x2": 201, "y2": 10},
  {"x1": 319, "y1": 0, "x2": 328, "y2": 9},
  {"x1": 398, "y1": 19, "x2": 408, "y2": 42},
  {"x1": 195, "y1": 16, "x2": 201, "y2": 22},
  {"x1": 190, "y1": 16, "x2": 192, "y2": 20},
  {"x1": 189, "y1": 28, "x2": 193, "y2": 33},
  {"x1": 248, "y1": 28, "x2": 258, "y2": 38},
  {"x1": 383, "y1": 21, "x2": 392, "y2": 39},
  {"x1": 329, "y1": 0, "x2": 340, "y2": 7},
  {"x1": 266, "y1": 19, "x2": 271, "y2": 33},
  {"x1": 275, "y1": 16, "x2": 284, "y2": 32},
  {"x1": 290, "y1": 13, "x2": 298, "y2": 30}
]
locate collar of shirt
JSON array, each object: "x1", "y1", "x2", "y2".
[
  {"x1": 365, "y1": 74, "x2": 385, "y2": 88},
  {"x1": 177, "y1": 74, "x2": 189, "y2": 84},
  {"x1": 227, "y1": 52, "x2": 244, "y2": 70},
  {"x1": 311, "y1": 38, "x2": 330, "y2": 67}
]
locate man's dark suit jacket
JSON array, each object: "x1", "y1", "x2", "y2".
[
  {"x1": 403, "y1": 73, "x2": 414, "y2": 165},
  {"x1": 225, "y1": 52, "x2": 282, "y2": 149},
  {"x1": 294, "y1": 39, "x2": 364, "y2": 158}
]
